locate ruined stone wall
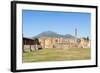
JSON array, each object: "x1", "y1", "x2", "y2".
[{"x1": 39, "y1": 37, "x2": 90, "y2": 49}]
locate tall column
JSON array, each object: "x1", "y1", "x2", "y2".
[{"x1": 75, "y1": 28, "x2": 77, "y2": 37}]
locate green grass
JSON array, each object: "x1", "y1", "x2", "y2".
[{"x1": 22, "y1": 48, "x2": 91, "y2": 63}]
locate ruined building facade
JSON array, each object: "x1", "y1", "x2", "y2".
[{"x1": 39, "y1": 37, "x2": 90, "y2": 49}]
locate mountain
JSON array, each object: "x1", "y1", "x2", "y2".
[
  {"x1": 33, "y1": 31, "x2": 75, "y2": 39},
  {"x1": 33, "y1": 31, "x2": 62, "y2": 38}
]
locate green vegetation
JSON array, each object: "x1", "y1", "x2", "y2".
[{"x1": 22, "y1": 48, "x2": 91, "y2": 63}]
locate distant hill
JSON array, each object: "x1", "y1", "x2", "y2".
[
  {"x1": 64, "y1": 34, "x2": 76, "y2": 39},
  {"x1": 33, "y1": 31, "x2": 76, "y2": 39}
]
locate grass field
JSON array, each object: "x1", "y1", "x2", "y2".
[{"x1": 22, "y1": 48, "x2": 91, "y2": 63}]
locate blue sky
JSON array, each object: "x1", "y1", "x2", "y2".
[{"x1": 22, "y1": 10, "x2": 91, "y2": 38}]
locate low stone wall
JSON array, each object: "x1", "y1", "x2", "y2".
[
  {"x1": 24, "y1": 45, "x2": 42, "y2": 51},
  {"x1": 24, "y1": 45, "x2": 35, "y2": 51}
]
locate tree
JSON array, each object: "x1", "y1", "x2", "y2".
[{"x1": 86, "y1": 36, "x2": 89, "y2": 41}]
